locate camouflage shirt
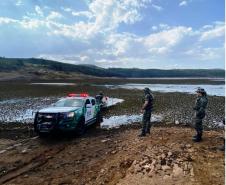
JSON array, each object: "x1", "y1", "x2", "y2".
[
  {"x1": 193, "y1": 95, "x2": 208, "y2": 119},
  {"x1": 143, "y1": 93, "x2": 154, "y2": 110}
]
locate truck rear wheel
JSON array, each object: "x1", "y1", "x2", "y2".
[{"x1": 95, "y1": 112, "x2": 102, "y2": 127}]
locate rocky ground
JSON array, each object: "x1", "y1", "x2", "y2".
[{"x1": 0, "y1": 125, "x2": 224, "y2": 185}]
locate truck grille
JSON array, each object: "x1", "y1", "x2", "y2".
[{"x1": 37, "y1": 113, "x2": 58, "y2": 123}]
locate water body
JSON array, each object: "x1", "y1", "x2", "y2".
[
  {"x1": 101, "y1": 84, "x2": 225, "y2": 96},
  {"x1": 30, "y1": 83, "x2": 76, "y2": 86}
]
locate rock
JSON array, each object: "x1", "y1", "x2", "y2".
[
  {"x1": 156, "y1": 164, "x2": 162, "y2": 170},
  {"x1": 132, "y1": 160, "x2": 137, "y2": 166},
  {"x1": 111, "y1": 150, "x2": 117, "y2": 154},
  {"x1": 140, "y1": 159, "x2": 149, "y2": 166},
  {"x1": 148, "y1": 170, "x2": 155, "y2": 178},
  {"x1": 188, "y1": 148, "x2": 195, "y2": 153},
  {"x1": 100, "y1": 169, "x2": 105, "y2": 173},
  {"x1": 101, "y1": 139, "x2": 111, "y2": 143},
  {"x1": 172, "y1": 164, "x2": 183, "y2": 177},
  {"x1": 157, "y1": 155, "x2": 162, "y2": 160},
  {"x1": 134, "y1": 164, "x2": 142, "y2": 173},
  {"x1": 0, "y1": 150, "x2": 6, "y2": 154},
  {"x1": 143, "y1": 164, "x2": 151, "y2": 170},
  {"x1": 21, "y1": 149, "x2": 28, "y2": 154},
  {"x1": 163, "y1": 175, "x2": 171, "y2": 180},
  {"x1": 128, "y1": 166, "x2": 135, "y2": 174},
  {"x1": 150, "y1": 164, "x2": 155, "y2": 171},
  {"x1": 190, "y1": 167, "x2": 194, "y2": 177},
  {"x1": 165, "y1": 170, "x2": 171, "y2": 176},
  {"x1": 167, "y1": 151, "x2": 173, "y2": 157},
  {"x1": 186, "y1": 144, "x2": 192, "y2": 148},
  {"x1": 23, "y1": 174, "x2": 29, "y2": 178},
  {"x1": 161, "y1": 153, "x2": 166, "y2": 159},
  {"x1": 151, "y1": 159, "x2": 157, "y2": 166},
  {"x1": 162, "y1": 165, "x2": 171, "y2": 171}
]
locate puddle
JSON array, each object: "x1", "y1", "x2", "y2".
[
  {"x1": 105, "y1": 98, "x2": 124, "y2": 107},
  {"x1": 101, "y1": 114, "x2": 163, "y2": 129}
]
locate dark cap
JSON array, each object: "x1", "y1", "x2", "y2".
[
  {"x1": 196, "y1": 87, "x2": 206, "y2": 94},
  {"x1": 144, "y1": 87, "x2": 151, "y2": 93}
]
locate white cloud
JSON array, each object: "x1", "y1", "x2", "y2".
[
  {"x1": 185, "y1": 47, "x2": 224, "y2": 61},
  {"x1": 35, "y1": 6, "x2": 44, "y2": 17},
  {"x1": 152, "y1": 4, "x2": 163, "y2": 11},
  {"x1": 15, "y1": 0, "x2": 23, "y2": 6},
  {"x1": 0, "y1": 17, "x2": 17, "y2": 24},
  {"x1": 199, "y1": 22, "x2": 225, "y2": 41},
  {"x1": 46, "y1": 11, "x2": 63, "y2": 20},
  {"x1": 72, "y1": 11, "x2": 93, "y2": 19},
  {"x1": 144, "y1": 26, "x2": 192, "y2": 54},
  {"x1": 179, "y1": 1, "x2": 188, "y2": 6},
  {"x1": 159, "y1": 23, "x2": 170, "y2": 30},
  {"x1": 49, "y1": 0, "x2": 151, "y2": 40},
  {"x1": 62, "y1": 7, "x2": 73, "y2": 12},
  {"x1": 20, "y1": 19, "x2": 45, "y2": 29},
  {"x1": 152, "y1": 26, "x2": 158, "y2": 31}
]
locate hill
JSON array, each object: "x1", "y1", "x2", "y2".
[{"x1": 0, "y1": 57, "x2": 224, "y2": 80}]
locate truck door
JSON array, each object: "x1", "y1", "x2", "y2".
[
  {"x1": 85, "y1": 99, "x2": 92, "y2": 123},
  {"x1": 91, "y1": 99, "x2": 96, "y2": 118}
]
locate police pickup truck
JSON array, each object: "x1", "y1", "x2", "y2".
[{"x1": 34, "y1": 93, "x2": 102, "y2": 136}]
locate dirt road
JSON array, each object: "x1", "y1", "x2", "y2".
[{"x1": 0, "y1": 125, "x2": 224, "y2": 185}]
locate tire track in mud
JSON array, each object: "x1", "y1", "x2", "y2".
[
  {"x1": 0, "y1": 136, "x2": 39, "y2": 154},
  {"x1": 0, "y1": 140, "x2": 68, "y2": 184}
]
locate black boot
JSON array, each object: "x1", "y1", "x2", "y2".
[
  {"x1": 192, "y1": 135, "x2": 197, "y2": 139},
  {"x1": 193, "y1": 133, "x2": 202, "y2": 142},
  {"x1": 138, "y1": 131, "x2": 146, "y2": 137}
]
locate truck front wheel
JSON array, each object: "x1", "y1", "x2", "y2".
[{"x1": 76, "y1": 118, "x2": 86, "y2": 136}]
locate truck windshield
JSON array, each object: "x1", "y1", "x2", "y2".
[{"x1": 54, "y1": 98, "x2": 84, "y2": 107}]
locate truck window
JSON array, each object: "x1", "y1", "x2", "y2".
[
  {"x1": 85, "y1": 99, "x2": 91, "y2": 105},
  {"x1": 91, "y1": 99, "x2": 96, "y2": 105}
]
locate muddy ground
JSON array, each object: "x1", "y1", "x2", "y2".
[{"x1": 0, "y1": 124, "x2": 224, "y2": 185}]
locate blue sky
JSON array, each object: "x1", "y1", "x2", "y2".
[{"x1": 0, "y1": 0, "x2": 224, "y2": 69}]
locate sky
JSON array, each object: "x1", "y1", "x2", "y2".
[{"x1": 0, "y1": 0, "x2": 225, "y2": 69}]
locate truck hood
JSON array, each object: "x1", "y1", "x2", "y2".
[{"x1": 39, "y1": 107, "x2": 80, "y2": 113}]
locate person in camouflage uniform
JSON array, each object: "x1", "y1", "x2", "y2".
[
  {"x1": 193, "y1": 88, "x2": 208, "y2": 142},
  {"x1": 139, "y1": 87, "x2": 154, "y2": 137}
]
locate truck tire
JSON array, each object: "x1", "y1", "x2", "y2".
[{"x1": 76, "y1": 118, "x2": 86, "y2": 136}]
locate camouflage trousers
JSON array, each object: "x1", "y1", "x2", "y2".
[
  {"x1": 195, "y1": 118, "x2": 203, "y2": 135},
  {"x1": 142, "y1": 110, "x2": 152, "y2": 134}
]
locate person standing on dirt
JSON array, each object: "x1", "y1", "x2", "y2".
[
  {"x1": 192, "y1": 88, "x2": 208, "y2": 142},
  {"x1": 139, "y1": 87, "x2": 154, "y2": 137},
  {"x1": 96, "y1": 91, "x2": 104, "y2": 105}
]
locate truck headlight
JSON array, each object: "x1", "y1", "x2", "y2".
[{"x1": 66, "y1": 112, "x2": 75, "y2": 118}]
